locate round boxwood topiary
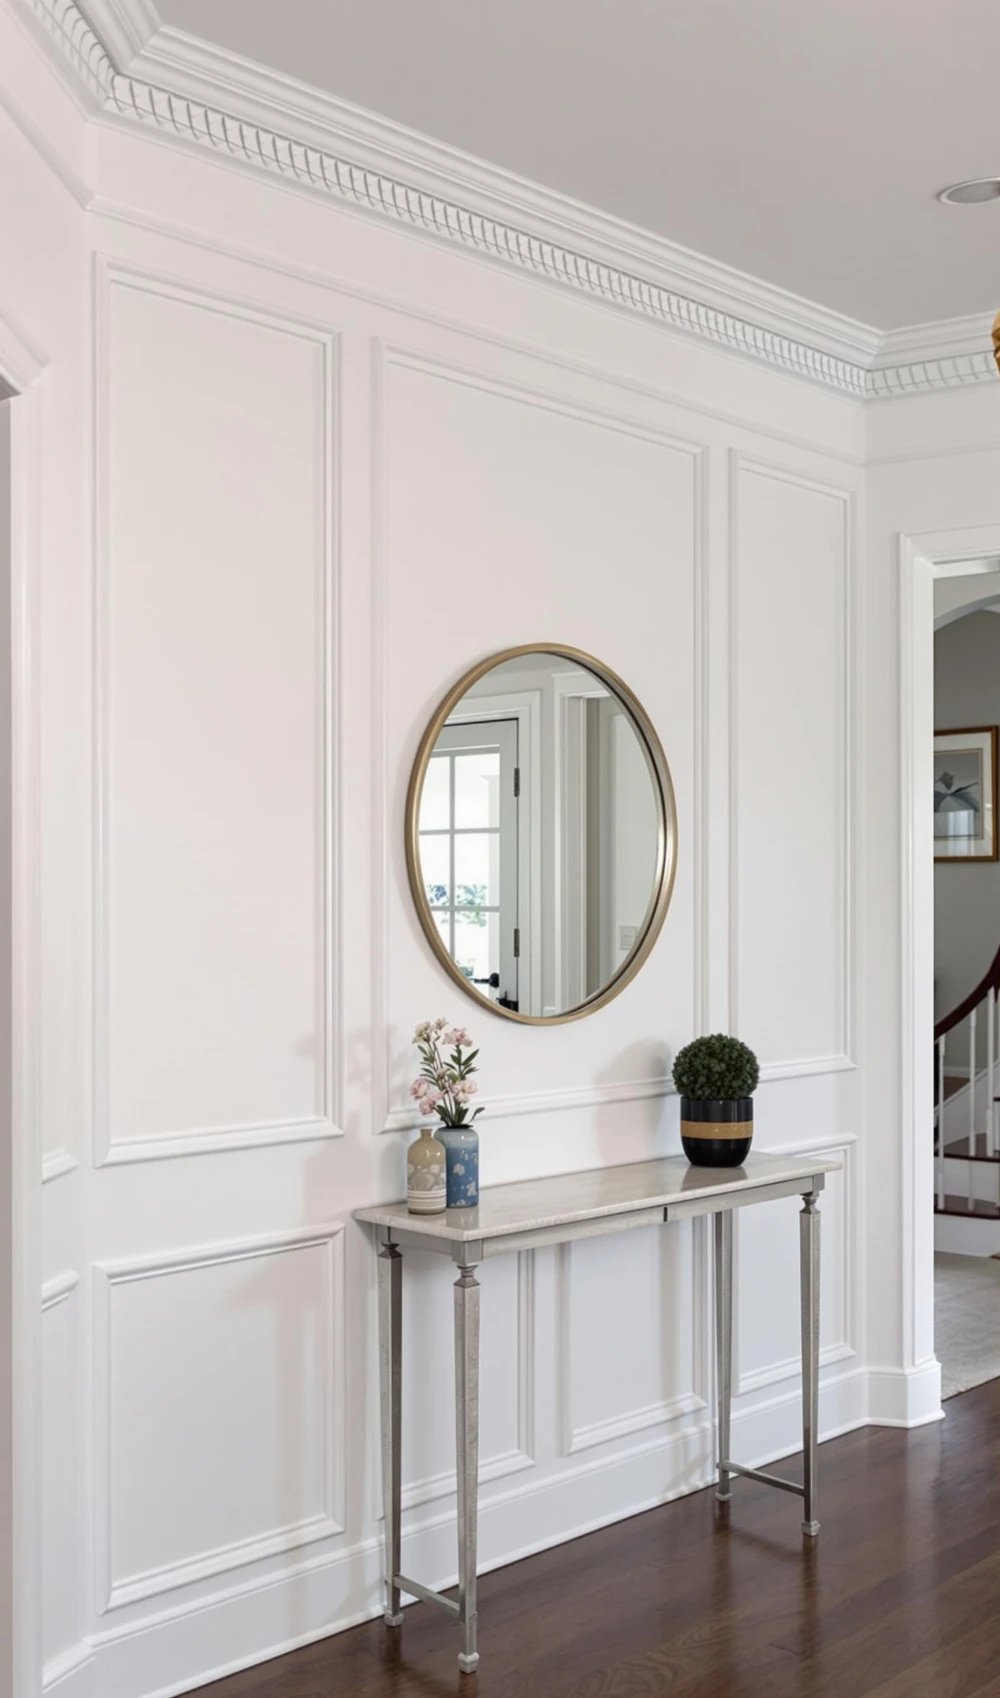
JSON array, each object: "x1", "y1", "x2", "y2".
[{"x1": 672, "y1": 1034, "x2": 759, "y2": 1102}]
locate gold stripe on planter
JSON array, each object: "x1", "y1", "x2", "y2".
[{"x1": 680, "y1": 1120, "x2": 753, "y2": 1141}]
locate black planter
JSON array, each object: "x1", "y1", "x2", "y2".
[{"x1": 680, "y1": 1096, "x2": 753, "y2": 1167}]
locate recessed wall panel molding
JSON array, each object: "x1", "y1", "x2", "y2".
[
  {"x1": 375, "y1": 343, "x2": 702, "y2": 1130},
  {"x1": 382, "y1": 1073, "x2": 675, "y2": 1134},
  {"x1": 558, "y1": 1221, "x2": 709, "y2": 1456},
  {"x1": 730, "y1": 453, "x2": 856, "y2": 1077},
  {"x1": 400, "y1": 1251, "x2": 535, "y2": 1510},
  {"x1": 96, "y1": 264, "x2": 342, "y2": 1161},
  {"x1": 736, "y1": 1136, "x2": 857, "y2": 1396},
  {"x1": 94, "y1": 1222, "x2": 345, "y2": 1612}
]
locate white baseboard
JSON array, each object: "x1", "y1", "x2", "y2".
[
  {"x1": 81, "y1": 1368, "x2": 866, "y2": 1698},
  {"x1": 935, "y1": 1212, "x2": 1000, "y2": 1256},
  {"x1": 866, "y1": 1361, "x2": 944, "y2": 1428},
  {"x1": 733, "y1": 1363, "x2": 867, "y2": 1461}
]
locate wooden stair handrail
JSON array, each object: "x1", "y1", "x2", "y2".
[{"x1": 935, "y1": 939, "x2": 1000, "y2": 1042}]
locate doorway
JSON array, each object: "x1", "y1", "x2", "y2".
[
  {"x1": 900, "y1": 526, "x2": 1000, "y2": 1425},
  {"x1": 931, "y1": 557, "x2": 1000, "y2": 1396}
]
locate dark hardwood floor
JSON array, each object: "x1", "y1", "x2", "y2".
[{"x1": 197, "y1": 1379, "x2": 1000, "y2": 1698}]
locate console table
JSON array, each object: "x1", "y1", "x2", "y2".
[{"x1": 355, "y1": 1150, "x2": 839, "y2": 1673}]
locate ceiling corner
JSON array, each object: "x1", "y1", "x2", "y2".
[{"x1": 82, "y1": 0, "x2": 159, "y2": 72}]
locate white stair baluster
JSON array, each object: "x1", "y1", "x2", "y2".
[
  {"x1": 989, "y1": 986, "x2": 997, "y2": 1158},
  {"x1": 984, "y1": 991, "x2": 991, "y2": 1161},
  {"x1": 937, "y1": 1034, "x2": 946, "y2": 1212},
  {"x1": 969, "y1": 1006, "x2": 978, "y2": 1161},
  {"x1": 969, "y1": 1006, "x2": 978, "y2": 1210}
]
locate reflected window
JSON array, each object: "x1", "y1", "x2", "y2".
[{"x1": 418, "y1": 721, "x2": 518, "y2": 1008}]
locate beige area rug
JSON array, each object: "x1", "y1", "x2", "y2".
[{"x1": 935, "y1": 1252, "x2": 1000, "y2": 1399}]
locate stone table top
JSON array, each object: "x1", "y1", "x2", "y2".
[{"x1": 354, "y1": 1151, "x2": 839, "y2": 1245}]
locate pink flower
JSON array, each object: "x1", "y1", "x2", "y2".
[
  {"x1": 465, "y1": 1080, "x2": 479, "y2": 1095},
  {"x1": 445, "y1": 1027, "x2": 471, "y2": 1048}
]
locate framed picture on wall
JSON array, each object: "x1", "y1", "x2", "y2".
[{"x1": 934, "y1": 726, "x2": 999, "y2": 862}]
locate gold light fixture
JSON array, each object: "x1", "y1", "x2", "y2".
[{"x1": 993, "y1": 310, "x2": 1000, "y2": 378}]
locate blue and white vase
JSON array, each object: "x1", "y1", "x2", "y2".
[{"x1": 437, "y1": 1125, "x2": 479, "y2": 1208}]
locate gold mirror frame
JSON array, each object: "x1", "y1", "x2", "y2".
[{"x1": 404, "y1": 644, "x2": 678, "y2": 1025}]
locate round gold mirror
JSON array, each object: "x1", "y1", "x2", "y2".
[{"x1": 405, "y1": 646, "x2": 677, "y2": 1024}]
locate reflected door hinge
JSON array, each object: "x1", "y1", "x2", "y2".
[
  {"x1": 513, "y1": 766, "x2": 520, "y2": 798},
  {"x1": 513, "y1": 928, "x2": 521, "y2": 958}
]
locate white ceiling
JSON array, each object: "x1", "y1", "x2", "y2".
[{"x1": 153, "y1": 0, "x2": 1000, "y2": 330}]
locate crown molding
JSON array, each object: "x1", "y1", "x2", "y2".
[
  {"x1": 868, "y1": 312, "x2": 999, "y2": 398},
  {"x1": 126, "y1": 22, "x2": 881, "y2": 370},
  {"x1": 82, "y1": 0, "x2": 157, "y2": 68},
  {"x1": 17, "y1": 0, "x2": 1000, "y2": 403}
]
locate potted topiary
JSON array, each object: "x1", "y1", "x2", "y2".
[{"x1": 672, "y1": 1034, "x2": 760, "y2": 1167}]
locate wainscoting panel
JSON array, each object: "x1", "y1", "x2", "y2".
[
  {"x1": 401, "y1": 1250, "x2": 534, "y2": 1508},
  {"x1": 100, "y1": 275, "x2": 337, "y2": 1159},
  {"x1": 559, "y1": 1220, "x2": 708, "y2": 1454},
  {"x1": 380, "y1": 349, "x2": 700, "y2": 1140},
  {"x1": 94, "y1": 1226, "x2": 344, "y2": 1613},
  {"x1": 731, "y1": 456, "x2": 853, "y2": 1073},
  {"x1": 736, "y1": 1141, "x2": 855, "y2": 1395}
]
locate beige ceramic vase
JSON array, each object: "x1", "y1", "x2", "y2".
[{"x1": 407, "y1": 1126, "x2": 447, "y2": 1214}]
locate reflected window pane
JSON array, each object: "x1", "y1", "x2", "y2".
[
  {"x1": 419, "y1": 833, "x2": 450, "y2": 906},
  {"x1": 453, "y1": 748, "x2": 501, "y2": 829},
  {"x1": 454, "y1": 832, "x2": 499, "y2": 907},
  {"x1": 453, "y1": 910, "x2": 498, "y2": 988},
  {"x1": 420, "y1": 756, "x2": 450, "y2": 832},
  {"x1": 432, "y1": 908, "x2": 452, "y2": 953}
]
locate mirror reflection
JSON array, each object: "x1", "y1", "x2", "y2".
[{"x1": 409, "y1": 649, "x2": 673, "y2": 1021}]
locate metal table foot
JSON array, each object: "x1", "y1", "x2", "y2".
[
  {"x1": 714, "y1": 1191, "x2": 822, "y2": 1537},
  {"x1": 800, "y1": 1192, "x2": 820, "y2": 1536},
  {"x1": 455, "y1": 1259, "x2": 481, "y2": 1673},
  {"x1": 376, "y1": 1238, "x2": 403, "y2": 1626},
  {"x1": 714, "y1": 1211, "x2": 733, "y2": 1504}
]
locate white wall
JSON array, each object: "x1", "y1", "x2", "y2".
[
  {"x1": 10, "y1": 8, "x2": 997, "y2": 1696},
  {"x1": 0, "y1": 394, "x2": 12, "y2": 1698},
  {"x1": 0, "y1": 13, "x2": 90, "y2": 1695},
  {"x1": 54, "y1": 211, "x2": 863, "y2": 1698}
]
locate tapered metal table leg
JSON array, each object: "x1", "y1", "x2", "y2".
[
  {"x1": 715, "y1": 1210, "x2": 733, "y2": 1502},
  {"x1": 800, "y1": 1192, "x2": 821, "y2": 1536},
  {"x1": 377, "y1": 1238, "x2": 403, "y2": 1625},
  {"x1": 454, "y1": 1261, "x2": 481, "y2": 1673}
]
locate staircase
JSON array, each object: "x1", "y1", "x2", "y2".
[{"x1": 935, "y1": 942, "x2": 1000, "y2": 1254}]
